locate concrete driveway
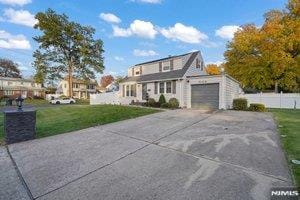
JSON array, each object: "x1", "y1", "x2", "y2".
[{"x1": 0, "y1": 109, "x2": 293, "y2": 200}]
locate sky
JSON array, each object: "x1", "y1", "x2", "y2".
[{"x1": 0, "y1": 0, "x2": 287, "y2": 81}]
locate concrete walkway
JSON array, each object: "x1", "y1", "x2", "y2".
[{"x1": 0, "y1": 109, "x2": 293, "y2": 200}]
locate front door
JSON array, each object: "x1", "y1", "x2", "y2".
[{"x1": 142, "y1": 83, "x2": 147, "y2": 100}]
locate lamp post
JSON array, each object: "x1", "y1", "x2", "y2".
[{"x1": 16, "y1": 95, "x2": 24, "y2": 111}]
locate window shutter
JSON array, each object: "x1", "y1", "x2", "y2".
[
  {"x1": 172, "y1": 81, "x2": 176, "y2": 94},
  {"x1": 140, "y1": 66, "x2": 142, "y2": 75},
  {"x1": 170, "y1": 60, "x2": 174, "y2": 70},
  {"x1": 159, "y1": 62, "x2": 162, "y2": 72}
]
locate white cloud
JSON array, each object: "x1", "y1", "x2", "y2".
[
  {"x1": 160, "y1": 23, "x2": 208, "y2": 44},
  {"x1": 100, "y1": 13, "x2": 121, "y2": 24},
  {"x1": 3, "y1": 8, "x2": 37, "y2": 27},
  {"x1": 215, "y1": 25, "x2": 240, "y2": 39},
  {"x1": 130, "y1": 20, "x2": 157, "y2": 39},
  {"x1": 131, "y1": 0, "x2": 162, "y2": 4},
  {"x1": 0, "y1": 0, "x2": 31, "y2": 6},
  {"x1": 0, "y1": 30, "x2": 31, "y2": 49},
  {"x1": 112, "y1": 20, "x2": 157, "y2": 39},
  {"x1": 133, "y1": 49, "x2": 158, "y2": 57},
  {"x1": 112, "y1": 25, "x2": 132, "y2": 37},
  {"x1": 114, "y1": 56, "x2": 124, "y2": 61}
]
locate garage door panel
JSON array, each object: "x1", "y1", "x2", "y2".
[{"x1": 191, "y1": 83, "x2": 219, "y2": 109}]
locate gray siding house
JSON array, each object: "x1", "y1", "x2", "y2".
[{"x1": 119, "y1": 51, "x2": 241, "y2": 109}]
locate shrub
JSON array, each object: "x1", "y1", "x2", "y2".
[
  {"x1": 248, "y1": 103, "x2": 266, "y2": 112},
  {"x1": 147, "y1": 98, "x2": 161, "y2": 108},
  {"x1": 158, "y1": 94, "x2": 166, "y2": 104},
  {"x1": 233, "y1": 98, "x2": 248, "y2": 110},
  {"x1": 59, "y1": 95, "x2": 67, "y2": 98},
  {"x1": 161, "y1": 103, "x2": 170, "y2": 108},
  {"x1": 33, "y1": 95, "x2": 44, "y2": 99},
  {"x1": 168, "y1": 98, "x2": 179, "y2": 109},
  {"x1": 148, "y1": 98, "x2": 156, "y2": 106}
]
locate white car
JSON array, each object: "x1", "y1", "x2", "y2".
[{"x1": 51, "y1": 97, "x2": 76, "y2": 104}]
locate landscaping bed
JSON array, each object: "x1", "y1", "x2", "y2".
[
  {"x1": 270, "y1": 109, "x2": 300, "y2": 186},
  {"x1": 0, "y1": 105, "x2": 160, "y2": 144}
]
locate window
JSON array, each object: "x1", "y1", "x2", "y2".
[
  {"x1": 131, "y1": 84, "x2": 136, "y2": 97},
  {"x1": 7, "y1": 81, "x2": 12, "y2": 86},
  {"x1": 73, "y1": 83, "x2": 79, "y2": 88},
  {"x1": 4, "y1": 90, "x2": 13, "y2": 95},
  {"x1": 20, "y1": 82, "x2": 23, "y2": 85},
  {"x1": 154, "y1": 82, "x2": 158, "y2": 94},
  {"x1": 135, "y1": 71, "x2": 140, "y2": 75},
  {"x1": 172, "y1": 81, "x2": 176, "y2": 94},
  {"x1": 200, "y1": 61, "x2": 204, "y2": 71},
  {"x1": 159, "y1": 82, "x2": 164, "y2": 93},
  {"x1": 126, "y1": 85, "x2": 130, "y2": 96},
  {"x1": 166, "y1": 82, "x2": 171, "y2": 93},
  {"x1": 87, "y1": 84, "x2": 95, "y2": 89},
  {"x1": 163, "y1": 66, "x2": 170, "y2": 71}
]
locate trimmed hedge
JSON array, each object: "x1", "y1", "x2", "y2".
[
  {"x1": 148, "y1": 98, "x2": 156, "y2": 106},
  {"x1": 168, "y1": 98, "x2": 179, "y2": 109},
  {"x1": 159, "y1": 94, "x2": 166, "y2": 104},
  {"x1": 248, "y1": 103, "x2": 266, "y2": 112},
  {"x1": 233, "y1": 98, "x2": 248, "y2": 110},
  {"x1": 161, "y1": 103, "x2": 170, "y2": 108}
]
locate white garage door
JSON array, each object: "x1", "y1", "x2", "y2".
[{"x1": 191, "y1": 83, "x2": 219, "y2": 109}]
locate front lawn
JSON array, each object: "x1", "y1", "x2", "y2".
[
  {"x1": 270, "y1": 109, "x2": 300, "y2": 186},
  {"x1": 0, "y1": 105, "x2": 160, "y2": 144}
]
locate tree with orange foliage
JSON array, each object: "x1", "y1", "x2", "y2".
[
  {"x1": 100, "y1": 75, "x2": 114, "y2": 88},
  {"x1": 224, "y1": 0, "x2": 300, "y2": 92},
  {"x1": 205, "y1": 64, "x2": 221, "y2": 75}
]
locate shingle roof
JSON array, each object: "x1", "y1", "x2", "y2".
[
  {"x1": 122, "y1": 51, "x2": 199, "y2": 83},
  {"x1": 134, "y1": 52, "x2": 193, "y2": 66}
]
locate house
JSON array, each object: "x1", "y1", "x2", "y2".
[
  {"x1": 56, "y1": 76, "x2": 97, "y2": 99},
  {"x1": 0, "y1": 76, "x2": 45, "y2": 99},
  {"x1": 118, "y1": 51, "x2": 241, "y2": 109},
  {"x1": 105, "y1": 82, "x2": 119, "y2": 92}
]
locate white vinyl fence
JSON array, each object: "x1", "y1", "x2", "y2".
[
  {"x1": 240, "y1": 92, "x2": 300, "y2": 109},
  {"x1": 90, "y1": 92, "x2": 120, "y2": 105},
  {"x1": 90, "y1": 92, "x2": 136, "y2": 105}
]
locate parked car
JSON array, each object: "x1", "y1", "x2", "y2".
[{"x1": 51, "y1": 97, "x2": 76, "y2": 104}]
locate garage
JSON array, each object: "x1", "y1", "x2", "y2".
[{"x1": 191, "y1": 83, "x2": 219, "y2": 109}]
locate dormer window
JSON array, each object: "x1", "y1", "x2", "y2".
[
  {"x1": 135, "y1": 71, "x2": 140, "y2": 75},
  {"x1": 162, "y1": 61, "x2": 170, "y2": 72}
]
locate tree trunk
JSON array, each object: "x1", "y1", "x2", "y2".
[
  {"x1": 68, "y1": 63, "x2": 73, "y2": 97},
  {"x1": 274, "y1": 81, "x2": 278, "y2": 93}
]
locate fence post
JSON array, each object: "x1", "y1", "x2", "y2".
[
  {"x1": 260, "y1": 91, "x2": 262, "y2": 103},
  {"x1": 280, "y1": 91, "x2": 282, "y2": 109}
]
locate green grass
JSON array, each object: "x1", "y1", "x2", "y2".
[
  {"x1": 0, "y1": 105, "x2": 160, "y2": 144},
  {"x1": 270, "y1": 109, "x2": 300, "y2": 186}
]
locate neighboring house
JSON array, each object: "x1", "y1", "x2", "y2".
[
  {"x1": 106, "y1": 82, "x2": 119, "y2": 92},
  {"x1": 0, "y1": 76, "x2": 45, "y2": 99},
  {"x1": 119, "y1": 51, "x2": 241, "y2": 109},
  {"x1": 56, "y1": 76, "x2": 97, "y2": 99}
]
